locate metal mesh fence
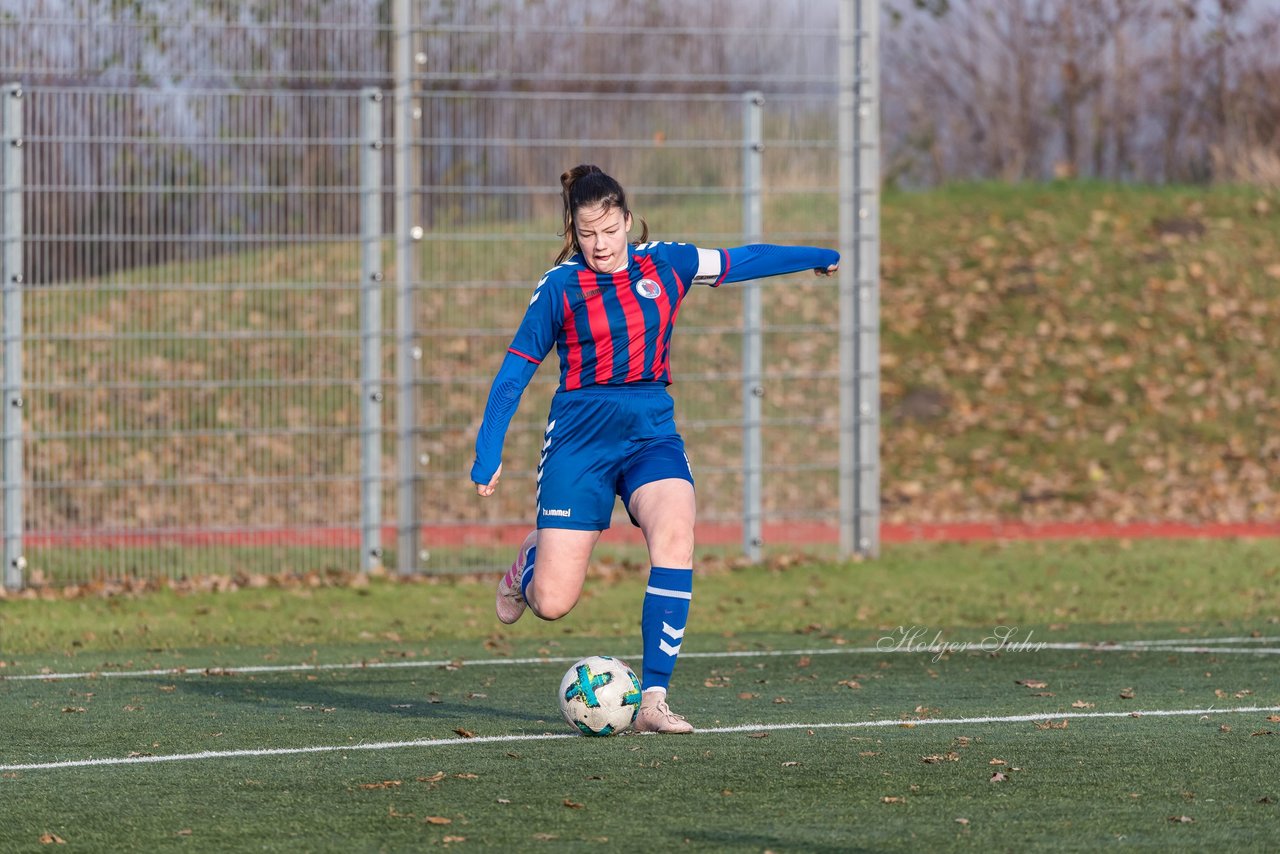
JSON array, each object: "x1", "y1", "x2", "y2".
[
  {"x1": 1, "y1": 0, "x2": 874, "y2": 585},
  {"x1": 14, "y1": 85, "x2": 387, "y2": 582}
]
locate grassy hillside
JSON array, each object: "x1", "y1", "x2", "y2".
[
  {"x1": 875, "y1": 182, "x2": 1278, "y2": 524},
  {"x1": 19, "y1": 182, "x2": 1280, "y2": 583}
]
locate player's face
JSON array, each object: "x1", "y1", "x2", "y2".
[{"x1": 574, "y1": 202, "x2": 632, "y2": 274}]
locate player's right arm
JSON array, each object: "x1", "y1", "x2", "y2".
[
  {"x1": 471, "y1": 269, "x2": 563, "y2": 495},
  {"x1": 471, "y1": 352, "x2": 538, "y2": 495}
]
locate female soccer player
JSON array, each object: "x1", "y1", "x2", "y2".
[{"x1": 473, "y1": 165, "x2": 839, "y2": 733}]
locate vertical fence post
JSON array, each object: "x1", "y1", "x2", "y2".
[
  {"x1": 741, "y1": 91, "x2": 764, "y2": 562},
  {"x1": 360, "y1": 88, "x2": 384, "y2": 572},
  {"x1": 838, "y1": 0, "x2": 881, "y2": 558},
  {"x1": 2, "y1": 82, "x2": 24, "y2": 591},
  {"x1": 856, "y1": 0, "x2": 882, "y2": 557},
  {"x1": 392, "y1": 0, "x2": 420, "y2": 574}
]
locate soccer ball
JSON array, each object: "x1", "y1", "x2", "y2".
[{"x1": 558, "y1": 655, "x2": 642, "y2": 736}]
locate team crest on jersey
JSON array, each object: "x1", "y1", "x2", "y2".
[{"x1": 635, "y1": 278, "x2": 662, "y2": 300}]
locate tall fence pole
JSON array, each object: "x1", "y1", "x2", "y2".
[
  {"x1": 741, "y1": 91, "x2": 764, "y2": 562},
  {"x1": 2, "y1": 82, "x2": 24, "y2": 590},
  {"x1": 856, "y1": 0, "x2": 882, "y2": 557},
  {"x1": 392, "y1": 0, "x2": 420, "y2": 574},
  {"x1": 839, "y1": 0, "x2": 881, "y2": 557},
  {"x1": 359, "y1": 88, "x2": 384, "y2": 572}
]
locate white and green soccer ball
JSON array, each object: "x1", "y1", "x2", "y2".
[{"x1": 558, "y1": 655, "x2": 642, "y2": 736}]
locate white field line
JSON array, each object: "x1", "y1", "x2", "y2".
[
  {"x1": 4, "y1": 704, "x2": 1279, "y2": 774},
  {"x1": 4, "y1": 636, "x2": 1280, "y2": 682}
]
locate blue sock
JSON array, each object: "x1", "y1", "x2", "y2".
[
  {"x1": 640, "y1": 566, "x2": 693, "y2": 692},
  {"x1": 519, "y1": 545, "x2": 537, "y2": 599}
]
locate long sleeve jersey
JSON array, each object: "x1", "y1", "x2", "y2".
[{"x1": 471, "y1": 241, "x2": 840, "y2": 485}]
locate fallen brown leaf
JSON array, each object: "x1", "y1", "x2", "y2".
[
  {"x1": 922, "y1": 752, "x2": 961, "y2": 763},
  {"x1": 360, "y1": 780, "x2": 401, "y2": 790},
  {"x1": 424, "y1": 816, "x2": 452, "y2": 825},
  {"x1": 881, "y1": 796, "x2": 906, "y2": 804},
  {"x1": 563, "y1": 799, "x2": 584, "y2": 809},
  {"x1": 989, "y1": 771, "x2": 1008, "y2": 783},
  {"x1": 1168, "y1": 815, "x2": 1195, "y2": 824},
  {"x1": 1071, "y1": 700, "x2": 1095, "y2": 709},
  {"x1": 453, "y1": 728, "x2": 475, "y2": 739},
  {"x1": 418, "y1": 771, "x2": 446, "y2": 783},
  {"x1": 40, "y1": 833, "x2": 67, "y2": 845},
  {"x1": 1015, "y1": 679, "x2": 1048, "y2": 689}
]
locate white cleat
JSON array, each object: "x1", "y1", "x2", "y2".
[
  {"x1": 495, "y1": 530, "x2": 537, "y2": 625},
  {"x1": 634, "y1": 692, "x2": 694, "y2": 734}
]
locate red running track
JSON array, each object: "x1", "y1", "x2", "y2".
[{"x1": 24, "y1": 520, "x2": 1280, "y2": 550}]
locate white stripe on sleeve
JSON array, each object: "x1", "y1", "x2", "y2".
[{"x1": 692, "y1": 247, "x2": 723, "y2": 285}]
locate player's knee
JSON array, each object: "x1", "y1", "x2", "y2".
[
  {"x1": 529, "y1": 584, "x2": 578, "y2": 621},
  {"x1": 647, "y1": 525, "x2": 695, "y2": 567}
]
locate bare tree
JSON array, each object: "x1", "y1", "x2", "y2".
[{"x1": 883, "y1": 0, "x2": 1280, "y2": 186}]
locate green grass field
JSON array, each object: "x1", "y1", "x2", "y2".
[
  {"x1": 8, "y1": 177, "x2": 1280, "y2": 849},
  {"x1": 4, "y1": 538, "x2": 1279, "y2": 851}
]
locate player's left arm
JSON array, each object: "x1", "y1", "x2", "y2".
[{"x1": 689, "y1": 244, "x2": 839, "y2": 286}]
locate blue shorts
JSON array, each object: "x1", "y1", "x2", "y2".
[{"x1": 535, "y1": 383, "x2": 694, "y2": 531}]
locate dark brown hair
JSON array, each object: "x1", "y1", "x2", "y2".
[{"x1": 555, "y1": 164, "x2": 649, "y2": 264}]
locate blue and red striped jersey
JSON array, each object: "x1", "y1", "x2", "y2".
[
  {"x1": 508, "y1": 241, "x2": 719, "y2": 391},
  {"x1": 471, "y1": 241, "x2": 838, "y2": 484}
]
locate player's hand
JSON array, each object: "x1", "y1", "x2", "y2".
[
  {"x1": 476, "y1": 463, "x2": 502, "y2": 497},
  {"x1": 815, "y1": 263, "x2": 838, "y2": 277}
]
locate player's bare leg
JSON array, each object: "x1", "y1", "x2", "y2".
[
  {"x1": 524, "y1": 527, "x2": 599, "y2": 620},
  {"x1": 496, "y1": 527, "x2": 598, "y2": 624}
]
